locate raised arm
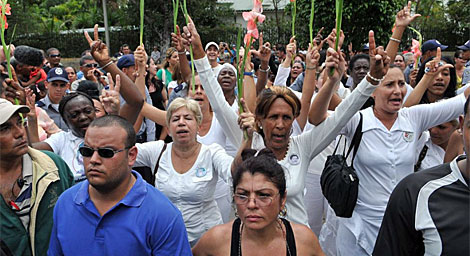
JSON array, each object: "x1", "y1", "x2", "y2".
[
  {"x1": 297, "y1": 41, "x2": 322, "y2": 130},
  {"x1": 273, "y1": 37, "x2": 296, "y2": 86},
  {"x1": 403, "y1": 48, "x2": 453, "y2": 107},
  {"x1": 131, "y1": 44, "x2": 149, "y2": 132},
  {"x1": 171, "y1": 25, "x2": 192, "y2": 83},
  {"x1": 385, "y1": 1, "x2": 421, "y2": 63},
  {"x1": 308, "y1": 29, "x2": 345, "y2": 125},
  {"x1": 182, "y1": 16, "x2": 243, "y2": 149},
  {"x1": 242, "y1": 49, "x2": 257, "y2": 113},
  {"x1": 253, "y1": 34, "x2": 272, "y2": 95},
  {"x1": 84, "y1": 25, "x2": 144, "y2": 125}
]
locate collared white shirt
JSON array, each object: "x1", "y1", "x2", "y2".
[
  {"x1": 415, "y1": 131, "x2": 445, "y2": 171},
  {"x1": 134, "y1": 141, "x2": 233, "y2": 243},
  {"x1": 44, "y1": 131, "x2": 85, "y2": 182},
  {"x1": 338, "y1": 93, "x2": 466, "y2": 254}
]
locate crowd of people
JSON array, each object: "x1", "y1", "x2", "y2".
[{"x1": 1, "y1": 2, "x2": 469, "y2": 255}]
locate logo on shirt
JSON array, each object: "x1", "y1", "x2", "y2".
[
  {"x1": 288, "y1": 154, "x2": 300, "y2": 165},
  {"x1": 196, "y1": 167, "x2": 207, "y2": 177},
  {"x1": 403, "y1": 131, "x2": 414, "y2": 142}
]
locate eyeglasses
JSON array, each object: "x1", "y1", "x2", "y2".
[
  {"x1": 234, "y1": 193, "x2": 279, "y2": 207},
  {"x1": 49, "y1": 54, "x2": 61, "y2": 58},
  {"x1": 82, "y1": 63, "x2": 98, "y2": 68},
  {"x1": 79, "y1": 146, "x2": 129, "y2": 158}
]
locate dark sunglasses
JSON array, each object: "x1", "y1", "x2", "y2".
[
  {"x1": 49, "y1": 54, "x2": 61, "y2": 58},
  {"x1": 79, "y1": 146, "x2": 129, "y2": 158},
  {"x1": 82, "y1": 63, "x2": 98, "y2": 68}
]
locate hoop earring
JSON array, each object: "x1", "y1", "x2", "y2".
[{"x1": 279, "y1": 207, "x2": 287, "y2": 218}]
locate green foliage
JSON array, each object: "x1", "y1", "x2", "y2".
[{"x1": 288, "y1": 0, "x2": 404, "y2": 50}]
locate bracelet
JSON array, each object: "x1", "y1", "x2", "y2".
[
  {"x1": 259, "y1": 66, "x2": 270, "y2": 73},
  {"x1": 366, "y1": 72, "x2": 383, "y2": 83},
  {"x1": 178, "y1": 51, "x2": 186, "y2": 55},
  {"x1": 389, "y1": 37, "x2": 401, "y2": 43},
  {"x1": 306, "y1": 65, "x2": 317, "y2": 70},
  {"x1": 100, "y1": 61, "x2": 113, "y2": 69},
  {"x1": 244, "y1": 71, "x2": 254, "y2": 77}
]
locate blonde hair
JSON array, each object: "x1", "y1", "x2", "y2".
[{"x1": 166, "y1": 97, "x2": 203, "y2": 127}]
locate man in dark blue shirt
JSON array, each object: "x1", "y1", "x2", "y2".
[{"x1": 48, "y1": 115, "x2": 191, "y2": 255}]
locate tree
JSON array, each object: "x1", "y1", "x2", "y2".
[{"x1": 291, "y1": 0, "x2": 405, "y2": 50}]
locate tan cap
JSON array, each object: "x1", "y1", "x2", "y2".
[{"x1": 0, "y1": 98, "x2": 30, "y2": 125}]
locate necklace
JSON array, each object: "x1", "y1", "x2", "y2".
[{"x1": 238, "y1": 219, "x2": 291, "y2": 256}]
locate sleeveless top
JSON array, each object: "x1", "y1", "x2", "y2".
[{"x1": 230, "y1": 218, "x2": 297, "y2": 256}]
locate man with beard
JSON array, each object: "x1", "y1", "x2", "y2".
[{"x1": 47, "y1": 115, "x2": 191, "y2": 255}]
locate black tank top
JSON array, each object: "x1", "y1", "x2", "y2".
[{"x1": 230, "y1": 218, "x2": 297, "y2": 256}]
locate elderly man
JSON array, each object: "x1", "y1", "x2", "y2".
[
  {"x1": 0, "y1": 98, "x2": 74, "y2": 256},
  {"x1": 47, "y1": 115, "x2": 191, "y2": 255}
]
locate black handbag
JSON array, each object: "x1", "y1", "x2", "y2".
[{"x1": 321, "y1": 113, "x2": 363, "y2": 218}]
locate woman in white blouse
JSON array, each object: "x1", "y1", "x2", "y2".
[
  {"x1": 311, "y1": 55, "x2": 470, "y2": 255},
  {"x1": 182, "y1": 18, "x2": 386, "y2": 229},
  {"x1": 133, "y1": 97, "x2": 247, "y2": 246}
]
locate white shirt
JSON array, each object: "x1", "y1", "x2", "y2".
[
  {"x1": 249, "y1": 77, "x2": 378, "y2": 226},
  {"x1": 44, "y1": 131, "x2": 85, "y2": 181},
  {"x1": 134, "y1": 141, "x2": 233, "y2": 243},
  {"x1": 415, "y1": 131, "x2": 445, "y2": 171},
  {"x1": 338, "y1": 93, "x2": 466, "y2": 254}
]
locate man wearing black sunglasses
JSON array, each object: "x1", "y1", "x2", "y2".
[
  {"x1": 48, "y1": 115, "x2": 191, "y2": 255},
  {"x1": 43, "y1": 48, "x2": 63, "y2": 74},
  {"x1": 71, "y1": 55, "x2": 108, "y2": 91}
]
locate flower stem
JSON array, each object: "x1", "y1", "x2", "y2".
[
  {"x1": 181, "y1": 0, "x2": 195, "y2": 93},
  {"x1": 309, "y1": 0, "x2": 314, "y2": 45},
  {"x1": 140, "y1": 0, "x2": 144, "y2": 45}
]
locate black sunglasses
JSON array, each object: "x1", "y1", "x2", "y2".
[
  {"x1": 50, "y1": 54, "x2": 61, "y2": 58},
  {"x1": 79, "y1": 146, "x2": 129, "y2": 158},
  {"x1": 82, "y1": 63, "x2": 98, "y2": 68}
]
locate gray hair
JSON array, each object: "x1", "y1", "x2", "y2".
[{"x1": 166, "y1": 97, "x2": 203, "y2": 127}]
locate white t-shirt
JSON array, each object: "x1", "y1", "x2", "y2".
[
  {"x1": 134, "y1": 141, "x2": 233, "y2": 243},
  {"x1": 44, "y1": 131, "x2": 85, "y2": 181}
]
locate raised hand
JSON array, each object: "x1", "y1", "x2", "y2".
[
  {"x1": 395, "y1": 1, "x2": 421, "y2": 28},
  {"x1": 4, "y1": 78, "x2": 26, "y2": 105},
  {"x1": 171, "y1": 25, "x2": 189, "y2": 53},
  {"x1": 237, "y1": 98, "x2": 255, "y2": 140},
  {"x1": 251, "y1": 33, "x2": 271, "y2": 63},
  {"x1": 324, "y1": 47, "x2": 345, "y2": 83},
  {"x1": 326, "y1": 29, "x2": 344, "y2": 50},
  {"x1": 368, "y1": 30, "x2": 390, "y2": 83},
  {"x1": 84, "y1": 24, "x2": 111, "y2": 66},
  {"x1": 25, "y1": 88, "x2": 36, "y2": 119},
  {"x1": 423, "y1": 47, "x2": 453, "y2": 80},
  {"x1": 181, "y1": 15, "x2": 204, "y2": 59},
  {"x1": 285, "y1": 36, "x2": 297, "y2": 60},
  {"x1": 100, "y1": 73, "x2": 121, "y2": 115},
  {"x1": 134, "y1": 44, "x2": 148, "y2": 75},
  {"x1": 306, "y1": 40, "x2": 324, "y2": 70}
]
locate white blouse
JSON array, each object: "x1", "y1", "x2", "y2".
[
  {"x1": 250, "y1": 77, "x2": 378, "y2": 226},
  {"x1": 338, "y1": 93, "x2": 466, "y2": 254},
  {"x1": 134, "y1": 141, "x2": 233, "y2": 243}
]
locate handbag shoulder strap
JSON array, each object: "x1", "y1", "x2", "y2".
[
  {"x1": 153, "y1": 143, "x2": 167, "y2": 182},
  {"x1": 414, "y1": 144, "x2": 429, "y2": 172},
  {"x1": 346, "y1": 112, "x2": 363, "y2": 163}
]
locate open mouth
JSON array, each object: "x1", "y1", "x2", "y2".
[
  {"x1": 432, "y1": 83, "x2": 445, "y2": 88},
  {"x1": 176, "y1": 130, "x2": 189, "y2": 135},
  {"x1": 389, "y1": 98, "x2": 402, "y2": 106}
]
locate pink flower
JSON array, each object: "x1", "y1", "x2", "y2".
[
  {"x1": 411, "y1": 38, "x2": 421, "y2": 62},
  {"x1": 253, "y1": 0, "x2": 263, "y2": 13},
  {"x1": 290, "y1": 0, "x2": 296, "y2": 2},
  {"x1": 242, "y1": 0, "x2": 265, "y2": 45},
  {"x1": 242, "y1": 11, "x2": 265, "y2": 24},
  {"x1": 1, "y1": 4, "x2": 11, "y2": 29}
]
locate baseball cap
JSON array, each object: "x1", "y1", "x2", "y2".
[
  {"x1": 0, "y1": 98, "x2": 29, "y2": 125},
  {"x1": 421, "y1": 39, "x2": 448, "y2": 54},
  {"x1": 457, "y1": 40, "x2": 470, "y2": 51},
  {"x1": 117, "y1": 54, "x2": 135, "y2": 69},
  {"x1": 362, "y1": 43, "x2": 369, "y2": 50},
  {"x1": 47, "y1": 67, "x2": 69, "y2": 83},
  {"x1": 205, "y1": 42, "x2": 219, "y2": 52}
]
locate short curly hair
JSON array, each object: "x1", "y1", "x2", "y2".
[{"x1": 13, "y1": 45, "x2": 44, "y2": 67}]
